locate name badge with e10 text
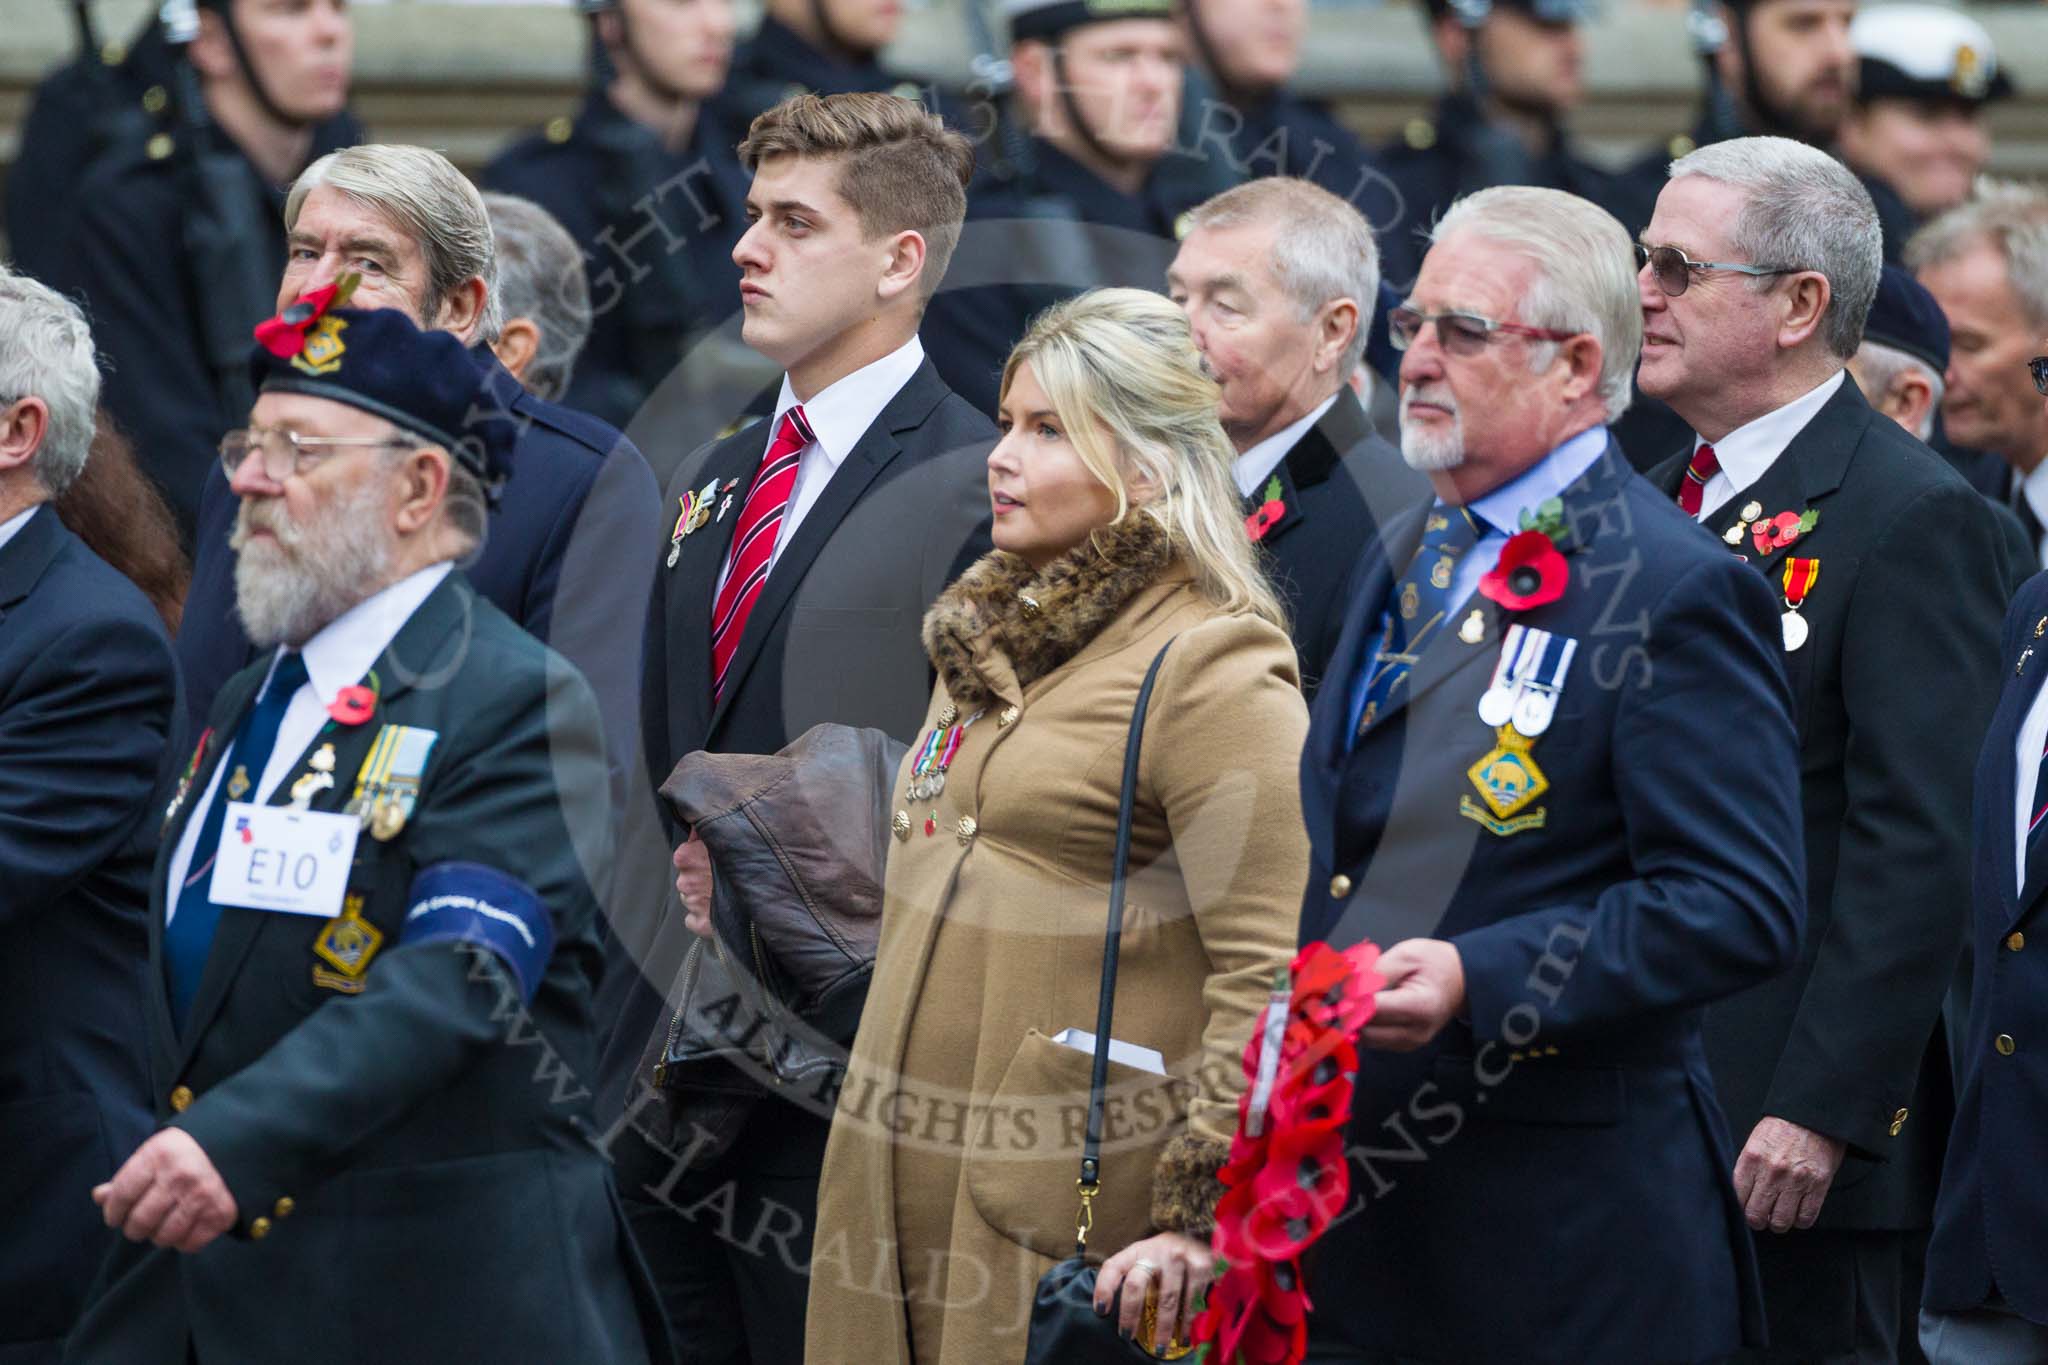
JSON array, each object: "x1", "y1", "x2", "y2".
[{"x1": 208, "y1": 802, "x2": 361, "y2": 918}]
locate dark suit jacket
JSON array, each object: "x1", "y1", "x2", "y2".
[
  {"x1": 65, "y1": 574, "x2": 664, "y2": 1365},
  {"x1": 1925, "y1": 570, "x2": 2048, "y2": 1324},
  {"x1": 174, "y1": 358, "x2": 659, "y2": 798},
  {"x1": 604, "y1": 357, "x2": 993, "y2": 1156},
  {"x1": 1300, "y1": 440, "x2": 1804, "y2": 1364},
  {"x1": 0, "y1": 507, "x2": 179, "y2": 1363},
  {"x1": 1648, "y1": 375, "x2": 2007, "y2": 1230},
  {"x1": 1244, "y1": 388, "x2": 1424, "y2": 694}
]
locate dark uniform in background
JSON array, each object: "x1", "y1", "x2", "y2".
[
  {"x1": 486, "y1": 90, "x2": 752, "y2": 432},
  {"x1": 1373, "y1": 0, "x2": 1632, "y2": 289},
  {"x1": 63, "y1": 305, "x2": 666, "y2": 1365},
  {"x1": 920, "y1": 0, "x2": 1240, "y2": 415},
  {"x1": 55, "y1": 9, "x2": 361, "y2": 539}
]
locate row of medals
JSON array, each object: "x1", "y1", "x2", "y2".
[
  {"x1": 1720, "y1": 497, "x2": 1814, "y2": 653},
  {"x1": 281, "y1": 742, "x2": 408, "y2": 840}
]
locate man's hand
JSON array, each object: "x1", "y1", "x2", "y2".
[
  {"x1": 1360, "y1": 938, "x2": 1466, "y2": 1051},
  {"x1": 93, "y1": 1128, "x2": 238, "y2": 1253},
  {"x1": 1734, "y1": 1116, "x2": 1846, "y2": 1233},
  {"x1": 674, "y1": 833, "x2": 713, "y2": 938}
]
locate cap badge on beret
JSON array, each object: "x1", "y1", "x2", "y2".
[{"x1": 254, "y1": 272, "x2": 360, "y2": 369}]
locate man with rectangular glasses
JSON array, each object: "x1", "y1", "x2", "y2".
[{"x1": 1641, "y1": 133, "x2": 2008, "y2": 1364}]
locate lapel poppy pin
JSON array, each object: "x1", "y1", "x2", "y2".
[
  {"x1": 1751, "y1": 507, "x2": 1820, "y2": 556},
  {"x1": 328, "y1": 669, "x2": 380, "y2": 726},
  {"x1": 1246, "y1": 474, "x2": 1287, "y2": 543},
  {"x1": 1479, "y1": 530, "x2": 1569, "y2": 611}
]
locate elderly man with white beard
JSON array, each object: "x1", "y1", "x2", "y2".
[
  {"x1": 64, "y1": 297, "x2": 666, "y2": 1365},
  {"x1": 1297, "y1": 185, "x2": 1804, "y2": 1364}
]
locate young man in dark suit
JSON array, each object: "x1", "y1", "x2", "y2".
[
  {"x1": 172, "y1": 144, "x2": 661, "y2": 805},
  {"x1": 1920, "y1": 564, "x2": 2048, "y2": 1362},
  {"x1": 1640, "y1": 135, "x2": 2008, "y2": 1364},
  {"x1": 66, "y1": 302, "x2": 662, "y2": 1365},
  {"x1": 1300, "y1": 185, "x2": 1805, "y2": 1364},
  {"x1": 1168, "y1": 176, "x2": 1425, "y2": 692},
  {"x1": 613, "y1": 91, "x2": 993, "y2": 1365},
  {"x1": 0, "y1": 269, "x2": 180, "y2": 1365}
]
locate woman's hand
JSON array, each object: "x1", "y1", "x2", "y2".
[
  {"x1": 673, "y1": 834, "x2": 713, "y2": 937},
  {"x1": 1094, "y1": 1229, "x2": 1214, "y2": 1353}
]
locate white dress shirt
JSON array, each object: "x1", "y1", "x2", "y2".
[
  {"x1": 0, "y1": 504, "x2": 37, "y2": 554},
  {"x1": 714, "y1": 336, "x2": 928, "y2": 599},
  {"x1": 164, "y1": 562, "x2": 453, "y2": 921},
  {"x1": 2014, "y1": 461, "x2": 2048, "y2": 572},
  {"x1": 2015, "y1": 665, "x2": 2048, "y2": 896},
  {"x1": 1233, "y1": 393, "x2": 1340, "y2": 500},
  {"x1": 1689, "y1": 370, "x2": 1846, "y2": 521}
]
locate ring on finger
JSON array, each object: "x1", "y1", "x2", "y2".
[{"x1": 1132, "y1": 1258, "x2": 1160, "y2": 1277}]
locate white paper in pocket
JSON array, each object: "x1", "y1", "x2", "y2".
[{"x1": 1050, "y1": 1028, "x2": 1166, "y2": 1076}]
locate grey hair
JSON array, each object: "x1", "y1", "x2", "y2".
[
  {"x1": 0, "y1": 266, "x2": 101, "y2": 495},
  {"x1": 1905, "y1": 178, "x2": 2048, "y2": 332},
  {"x1": 1853, "y1": 339, "x2": 1946, "y2": 441},
  {"x1": 1183, "y1": 177, "x2": 1382, "y2": 374},
  {"x1": 1429, "y1": 185, "x2": 1643, "y2": 423},
  {"x1": 1668, "y1": 136, "x2": 1882, "y2": 360},
  {"x1": 481, "y1": 192, "x2": 592, "y2": 403},
  {"x1": 286, "y1": 144, "x2": 504, "y2": 344}
]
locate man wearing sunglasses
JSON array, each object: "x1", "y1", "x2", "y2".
[
  {"x1": 1641, "y1": 133, "x2": 2007, "y2": 1365},
  {"x1": 1300, "y1": 185, "x2": 1804, "y2": 1364}
]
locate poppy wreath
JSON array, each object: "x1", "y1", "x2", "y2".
[
  {"x1": 1478, "y1": 530, "x2": 1568, "y2": 612},
  {"x1": 1190, "y1": 939, "x2": 1383, "y2": 1364}
]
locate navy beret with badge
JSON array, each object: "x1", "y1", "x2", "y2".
[
  {"x1": 249, "y1": 277, "x2": 519, "y2": 500},
  {"x1": 1862, "y1": 263, "x2": 1952, "y2": 377}
]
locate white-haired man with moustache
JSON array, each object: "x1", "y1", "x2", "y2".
[
  {"x1": 1640, "y1": 133, "x2": 2007, "y2": 1363},
  {"x1": 1299, "y1": 185, "x2": 1804, "y2": 1364},
  {"x1": 1168, "y1": 176, "x2": 1425, "y2": 692}
]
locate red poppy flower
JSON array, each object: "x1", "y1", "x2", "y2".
[
  {"x1": 1193, "y1": 1259, "x2": 1308, "y2": 1365},
  {"x1": 254, "y1": 273, "x2": 360, "y2": 358},
  {"x1": 328, "y1": 685, "x2": 377, "y2": 726},
  {"x1": 1479, "y1": 530, "x2": 1568, "y2": 611},
  {"x1": 1246, "y1": 499, "x2": 1286, "y2": 543},
  {"x1": 1751, "y1": 510, "x2": 1805, "y2": 555}
]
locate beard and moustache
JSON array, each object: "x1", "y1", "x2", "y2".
[
  {"x1": 1399, "y1": 383, "x2": 1467, "y2": 472},
  {"x1": 231, "y1": 475, "x2": 396, "y2": 648}
]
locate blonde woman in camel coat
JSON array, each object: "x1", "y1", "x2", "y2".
[{"x1": 803, "y1": 290, "x2": 1311, "y2": 1364}]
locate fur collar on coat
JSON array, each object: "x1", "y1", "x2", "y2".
[{"x1": 922, "y1": 513, "x2": 1177, "y2": 709}]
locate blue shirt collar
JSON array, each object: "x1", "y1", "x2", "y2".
[{"x1": 1461, "y1": 425, "x2": 1610, "y2": 535}]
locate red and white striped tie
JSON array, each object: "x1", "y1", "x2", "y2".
[{"x1": 710, "y1": 405, "x2": 810, "y2": 701}]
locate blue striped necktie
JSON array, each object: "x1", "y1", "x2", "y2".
[
  {"x1": 165, "y1": 651, "x2": 310, "y2": 1028},
  {"x1": 1348, "y1": 503, "x2": 1484, "y2": 748}
]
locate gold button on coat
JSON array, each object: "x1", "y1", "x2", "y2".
[
  {"x1": 2008, "y1": 932, "x2": 2026, "y2": 952},
  {"x1": 1997, "y1": 1034, "x2": 2017, "y2": 1056},
  {"x1": 999, "y1": 705, "x2": 1020, "y2": 728},
  {"x1": 250, "y1": 1217, "x2": 272, "y2": 1240},
  {"x1": 169, "y1": 1085, "x2": 193, "y2": 1112},
  {"x1": 956, "y1": 816, "x2": 977, "y2": 845},
  {"x1": 1889, "y1": 1108, "x2": 1909, "y2": 1137},
  {"x1": 1329, "y1": 874, "x2": 1353, "y2": 898},
  {"x1": 274, "y1": 1197, "x2": 295, "y2": 1219}
]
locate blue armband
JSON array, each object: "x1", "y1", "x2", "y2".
[{"x1": 400, "y1": 861, "x2": 556, "y2": 1004}]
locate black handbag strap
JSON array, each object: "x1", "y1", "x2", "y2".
[{"x1": 1074, "y1": 637, "x2": 1175, "y2": 1254}]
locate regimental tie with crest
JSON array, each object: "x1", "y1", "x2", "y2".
[
  {"x1": 345, "y1": 723, "x2": 440, "y2": 843},
  {"x1": 1460, "y1": 624, "x2": 1577, "y2": 837}
]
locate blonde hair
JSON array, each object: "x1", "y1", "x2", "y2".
[
  {"x1": 1001, "y1": 288, "x2": 1288, "y2": 630},
  {"x1": 739, "y1": 93, "x2": 975, "y2": 302}
]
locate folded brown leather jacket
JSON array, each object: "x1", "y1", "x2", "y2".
[{"x1": 639, "y1": 724, "x2": 905, "y2": 1164}]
